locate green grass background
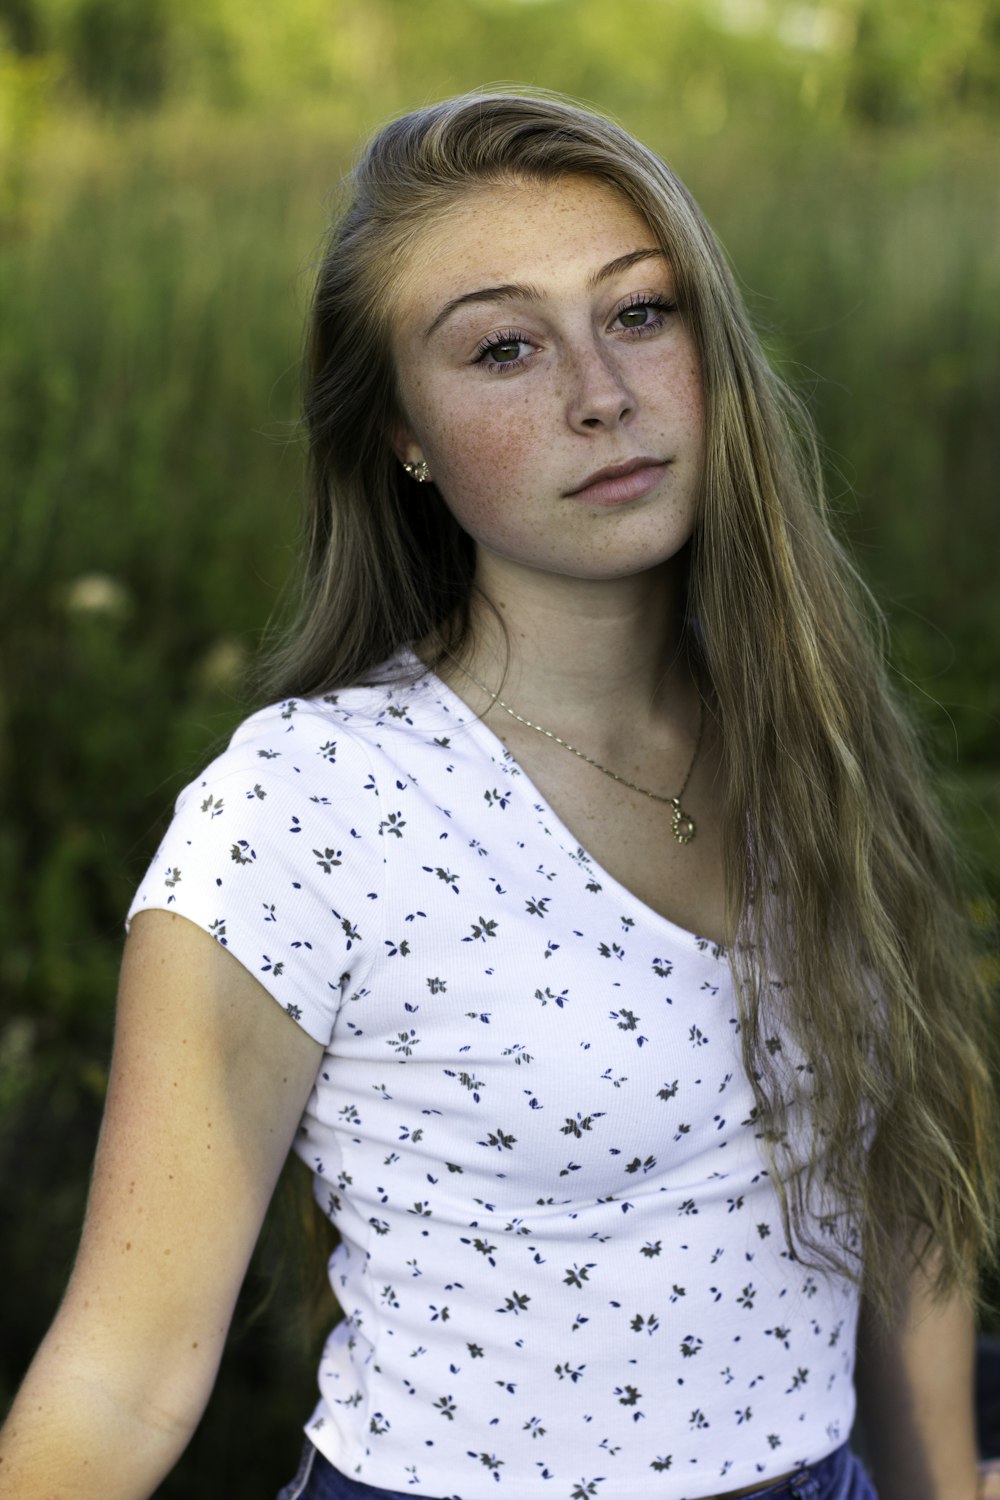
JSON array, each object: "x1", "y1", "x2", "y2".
[{"x1": 1, "y1": 1, "x2": 998, "y2": 1494}]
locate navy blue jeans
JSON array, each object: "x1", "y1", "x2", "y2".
[{"x1": 276, "y1": 1440, "x2": 878, "y2": 1500}]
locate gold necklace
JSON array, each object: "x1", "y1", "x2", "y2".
[{"x1": 461, "y1": 668, "x2": 704, "y2": 846}]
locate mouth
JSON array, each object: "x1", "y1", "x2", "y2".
[{"x1": 565, "y1": 457, "x2": 670, "y2": 506}]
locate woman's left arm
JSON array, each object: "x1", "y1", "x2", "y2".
[{"x1": 854, "y1": 1256, "x2": 998, "y2": 1500}]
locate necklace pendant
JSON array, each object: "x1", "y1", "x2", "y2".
[{"x1": 670, "y1": 797, "x2": 696, "y2": 845}]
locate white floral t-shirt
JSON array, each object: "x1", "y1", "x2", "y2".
[{"x1": 127, "y1": 653, "x2": 860, "y2": 1500}]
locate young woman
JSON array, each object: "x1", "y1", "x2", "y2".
[{"x1": 0, "y1": 90, "x2": 997, "y2": 1500}]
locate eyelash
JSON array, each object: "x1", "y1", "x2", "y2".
[{"x1": 473, "y1": 294, "x2": 677, "y2": 375}]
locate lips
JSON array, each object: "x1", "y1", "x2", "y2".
[{"x1": 565, "y1": 457, "x2": 670, "y2": 507}]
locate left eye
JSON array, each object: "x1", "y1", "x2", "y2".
[
  {"x1": 614, "y1": 297, "x2": 674, "y2": 331},
  {"x1": 487, "y1": 339, "x2": 525, "y2": 363},
  {"x1": 619, "y1": 304, "x2": 656, "y2": 328}
]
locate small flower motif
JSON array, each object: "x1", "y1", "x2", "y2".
[
  {"x1": 467, "y1": 1451, "x2": 504, "y2": 1474},
  {"x1": 313, "y1": 847, "x2": 342, "y2": 872},
  {"x1": 464, "y1": 915, "x2": 498, "y2": 943},
  {"x1": 534, "y1": 985, "x2": 569, "y2": 1007},
  {"x1": 478, "y1": 1127, "x2": 516, "y2": 1152},
  {"x1": 388, "y1": 1030, "x2": 419, "y2": 1057},
  {"x1": 561, "y1": 1113, "x2": 602, "y2": 1138},
  {"x1": 571, "y1": 1480, "x2": 604, "y2": 1499},
  {"x1": 462, "y1": 1237, "x2": 497, "y2": 1265},
  {"x1": 497, "y1": 1290, "x2": 530, "y2": 1315},
  {"x1": 445, "y1": 1069, "x2": 484, "y2": 1101}
]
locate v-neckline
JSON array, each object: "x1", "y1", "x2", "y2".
[{"x1": 408, "y1": 652, "x2": 728, "y2": 963}]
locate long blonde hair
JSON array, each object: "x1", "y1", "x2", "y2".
[{"x1": 262, "y1": 88, "x2": 997, "y2": 1318}]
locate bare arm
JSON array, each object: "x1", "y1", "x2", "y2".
[
  {"x1": 0, "y1": 910, "x2": 323, "y2": 1500},
  {"x1": 854, "y1": 1253, "x2": 985, "y2": 1500}
]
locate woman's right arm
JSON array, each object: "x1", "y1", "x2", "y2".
[{"x1": 0, "y1": 909, "x2": 324, "y2": 1500}]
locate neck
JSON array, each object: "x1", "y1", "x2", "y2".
[{"x1": 438, "y1": 552, "x2": 695, "y2": 744}]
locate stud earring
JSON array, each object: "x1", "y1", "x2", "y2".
[{"x1": 402, "y1": 458, "x2": 431, "y2": 483}]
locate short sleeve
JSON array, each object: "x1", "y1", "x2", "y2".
[{"x1": 126, "y1": 704, "x2": 385, "y2": 1045}]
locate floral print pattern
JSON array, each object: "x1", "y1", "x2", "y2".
[{"x1": 128, "y1": 653, "x2": 860, "y2": 1500}]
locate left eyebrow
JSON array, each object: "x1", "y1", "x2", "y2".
[{"x1": 423, "y1": 247, "x2": 667, "y2": 338}]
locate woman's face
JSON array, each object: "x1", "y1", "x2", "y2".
[{"x1": 390, "y1": 175, "x2": 704, "y2": 589}]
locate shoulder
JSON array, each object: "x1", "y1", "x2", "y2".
[
  {"x1": 211, "y1": 655, "x2": 460, "y2": 786},
  {"x1": 127, "y1": 676, "x2": 434, "y2": 1045},
  {"x1": 127, "y1": 657, "x2": 468, "y2": 1011},
  {"x1": 180, "y1": 659, "x2": 443, "y2": 806}
]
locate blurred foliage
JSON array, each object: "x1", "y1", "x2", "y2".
[
  {"x1": 1, "y1": 1, "x2": 998, "y2": 1495},
  {"x1": 0, "y1": 0, "x2": 999, "y2": 137}
]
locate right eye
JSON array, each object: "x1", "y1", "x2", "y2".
[{"x1": 475, "y1": 331, "x2": 534, "y2": 374}]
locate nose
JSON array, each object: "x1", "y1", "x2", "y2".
[{"x1": 564, "y1": 336, "x2": 636, "y2": 432}]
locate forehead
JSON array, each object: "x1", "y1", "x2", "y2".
[{"x1": 391, "y1": 175, "x2": 661, "y2": 334}]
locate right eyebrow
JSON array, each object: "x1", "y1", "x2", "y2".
[{"x1": 424, "y1": 283, "x2": 542, "y2": 339}]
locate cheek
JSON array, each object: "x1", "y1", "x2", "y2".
[
  {"x1": 421, "y1": 396, "x2": 548, "y2": 531},
  {"x1": 665, "y1": 344, "x2": 704, "y2": 430}
]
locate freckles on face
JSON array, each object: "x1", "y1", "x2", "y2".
[
  {"x1": 421, "y1": 384, "x2": 546, "y2": 541},
  {"x1": 389, "y1": 175, "x2": 705, "y2": 581}
]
